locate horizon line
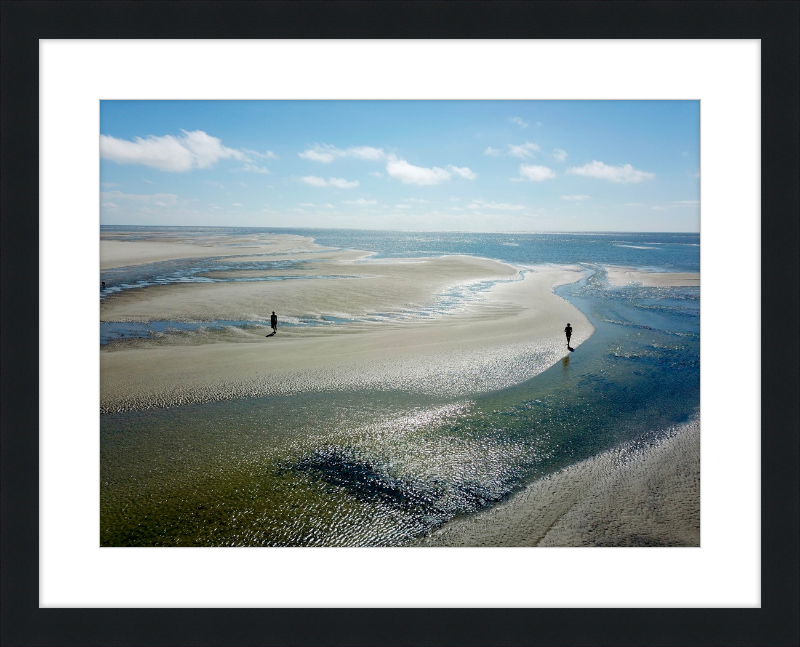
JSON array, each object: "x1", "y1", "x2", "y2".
[{"x1": 100, "y1": 224, "x2": 700, "y2": 235}]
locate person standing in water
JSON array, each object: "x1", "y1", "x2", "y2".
[
  {"x1": 270, "y1": 311, "x2": 278, "y2": 335},
  {"x1": 565, "y1": 323, "x2": 573, "y2": 348}
]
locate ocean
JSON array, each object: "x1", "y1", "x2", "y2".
[{"x1": 100, "y1": 228, "x2": 700, "y2": 546}]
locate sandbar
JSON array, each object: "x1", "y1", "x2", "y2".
[
  {"x1": 604, "y1": 266, "x2": 700, "y2": 288},
  {"x1": 419, "y1": 415, "x2": 700, "y2": 547},
  {"x1": 101, "y1": 254, "x2": 517, "y2": 323},
  {"x1": 101, "y1": 238, "x2": 593, "y2": 411},
  {"x1": 100, "y1": 232, "x2": 332, "y2": 270}
]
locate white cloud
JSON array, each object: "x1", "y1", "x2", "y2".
[
  {"x1": 301, "y1": 176, "x2": 327, "y2": 186},
  {"x1": 342, "y1": 198, "x2": 378, "y2": 205},
  {"x1": 299, "y1": 203, "x2": 315, "y2": 207},
  {"x1": 238, "y1": 163, "x2": 271, "y2": 174},
  {"x1": 652, "y1": 206, "x2": 666, "y2": 211},
  {"x1": 243, "y1": 149, "x2": 278, "y2": 160},
  {"x1": 299, "y1": 148, "x2": 337, "y2": 163},
  {"x1": 509, "y1": 116, "x2": 529, "y2": 129},
  {"x1": 232, "y1": 203, "x2": 243, "y2": 207},
  {"x1": 403, "y1": 198, "x2": 428, "y2": 203},
  {"x1": 447, "y1": 165, "x2": 477, "y2": 180},
  {"x1": 693, "y1": 170, "x2": 701, "y2": 178},
  {"x1": 484, "y1": 146, "x2": 502, "y2": 156},
  {"x1": 328, "y1": 177, "x2": 359, "y2": 189},
  {"x1": 299, "y1": 144, "x2": 386, "y2": 163},
  {"x1": 369, "y1": 171, "x2": 383, "y2": 177},
  {"x1": 100, "y1": 182, "x2": 119, "y2": 188},
  {"x1": 517, "y1": 164, "x2": 556, "y2": 182},
  {"x1": 468, "y1": 200, "x2": 527, "y2": 211},
  {"x1": 395, "y1": 204, "x2": 412, "y2": 209},
  {"x1": 100, "y1": 130, "x2": 250, "y2": 172},
  {"x1": 561, "y1": 195, "x2": 590, "y2": 201},
  {"x1": 568, "y1": 161, "x2": 655, "y2": 183},
  {"x1": 673, "y1": 200, "x2": 700, "y2": 207},
  {"x1": 348, "y1": 146, "x2": 386, "y2": 161},
  {"x1": 101, "y1": 202, "x2": 118, "y2": 208},
  {"x1": 552, "y1": 149, "x2": 568, "y2": 162},
  {"x1": 301, "y1": 176, "x2": 359, "y2": 188},
  {"x1": 508, "y1": 142, "x2": 541, "y2": 159},
  {"x1": 386, "y1": 158, "x2": 475, "y2": 185},
  {"x1": 386, "y1": 159, "x2": 450, "y2": 185},
  {"x1": 625, "y1": 203, "x2": 645, "y2": 207}
]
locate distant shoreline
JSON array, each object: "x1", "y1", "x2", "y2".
[
  {"x1": 604, "y1": 265, "x2": 700, "y2": 288},
  {"x1": 101, "y1": 224, "x2": 702, "y2": 236}
]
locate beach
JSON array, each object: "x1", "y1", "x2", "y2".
[
  {"x1": 101, "y1": 235, "x2": 591, "y2": 412},
  {"x1": 100, "y1": 231, "x2": 327, "y2": 269},
  {"x1": 100, "y1": 229, "x2": 700, "y2": 547},
  {"x1": 418, "y1": 415, "x2": 700, "y2": 547}
]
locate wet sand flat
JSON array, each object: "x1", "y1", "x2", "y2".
[
  {"x1": 101, "y1": 232, "x2": 594, "y2": 412},
  {"x1": 100, "y1": 262, "x2": 592, "y2": 412},
  {"x1": 101, "y1": 254, "x2": 518, "y2": 323},
  {"x1": 100, "y1": 233, "x2": 328, "y2": 270},
  {"x1": 605, "y1": 266, "x2": 700, "y2": 287},
  {"x1": 419, "y1": 416, "x2": 700, "y2": 547}
]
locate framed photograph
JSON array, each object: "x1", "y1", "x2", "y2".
[
  {"x1": 96, "y1": 96, "x2": 702, "y2": 556},
  {"x1": 3, "y1": 1, "x2": 797, "y2": 645}
]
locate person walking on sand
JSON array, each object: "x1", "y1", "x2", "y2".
[
  {"x1": 270, "y1": 311, "x2": 278, "y2": 335},
  {"x1": 565, "y1": 323, "x2": 573, "y2": 348}
]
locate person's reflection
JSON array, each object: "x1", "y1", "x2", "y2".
[{"x1": 562, "y1": 354, "x2": 570, "y2": 371}]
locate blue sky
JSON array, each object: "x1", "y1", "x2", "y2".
[{"x1": 100, "y1": 100, "x2": 700, "y2": 232}]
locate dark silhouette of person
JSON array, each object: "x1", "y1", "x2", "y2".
[
  {"x1": 270, "y1": 311, "x2": 278, "y2": 334},
  {"x1": 565, "y1": 323, "x2": 573, "y2": 348},
  {"x1": 101, "y1": 281, "x2": 106, "y2": 290}
]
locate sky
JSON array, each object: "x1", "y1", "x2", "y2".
[{"x1": 100, "y1": 100, "x2": 700, "y2": 232}]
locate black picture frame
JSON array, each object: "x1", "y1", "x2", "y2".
[{"x1": 2, "y1": 1, "x2": 798, "y2": 645}]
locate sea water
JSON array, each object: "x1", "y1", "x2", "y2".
[{"x1": 100, "y1": 228, "x2": 699, "y2": 546}]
